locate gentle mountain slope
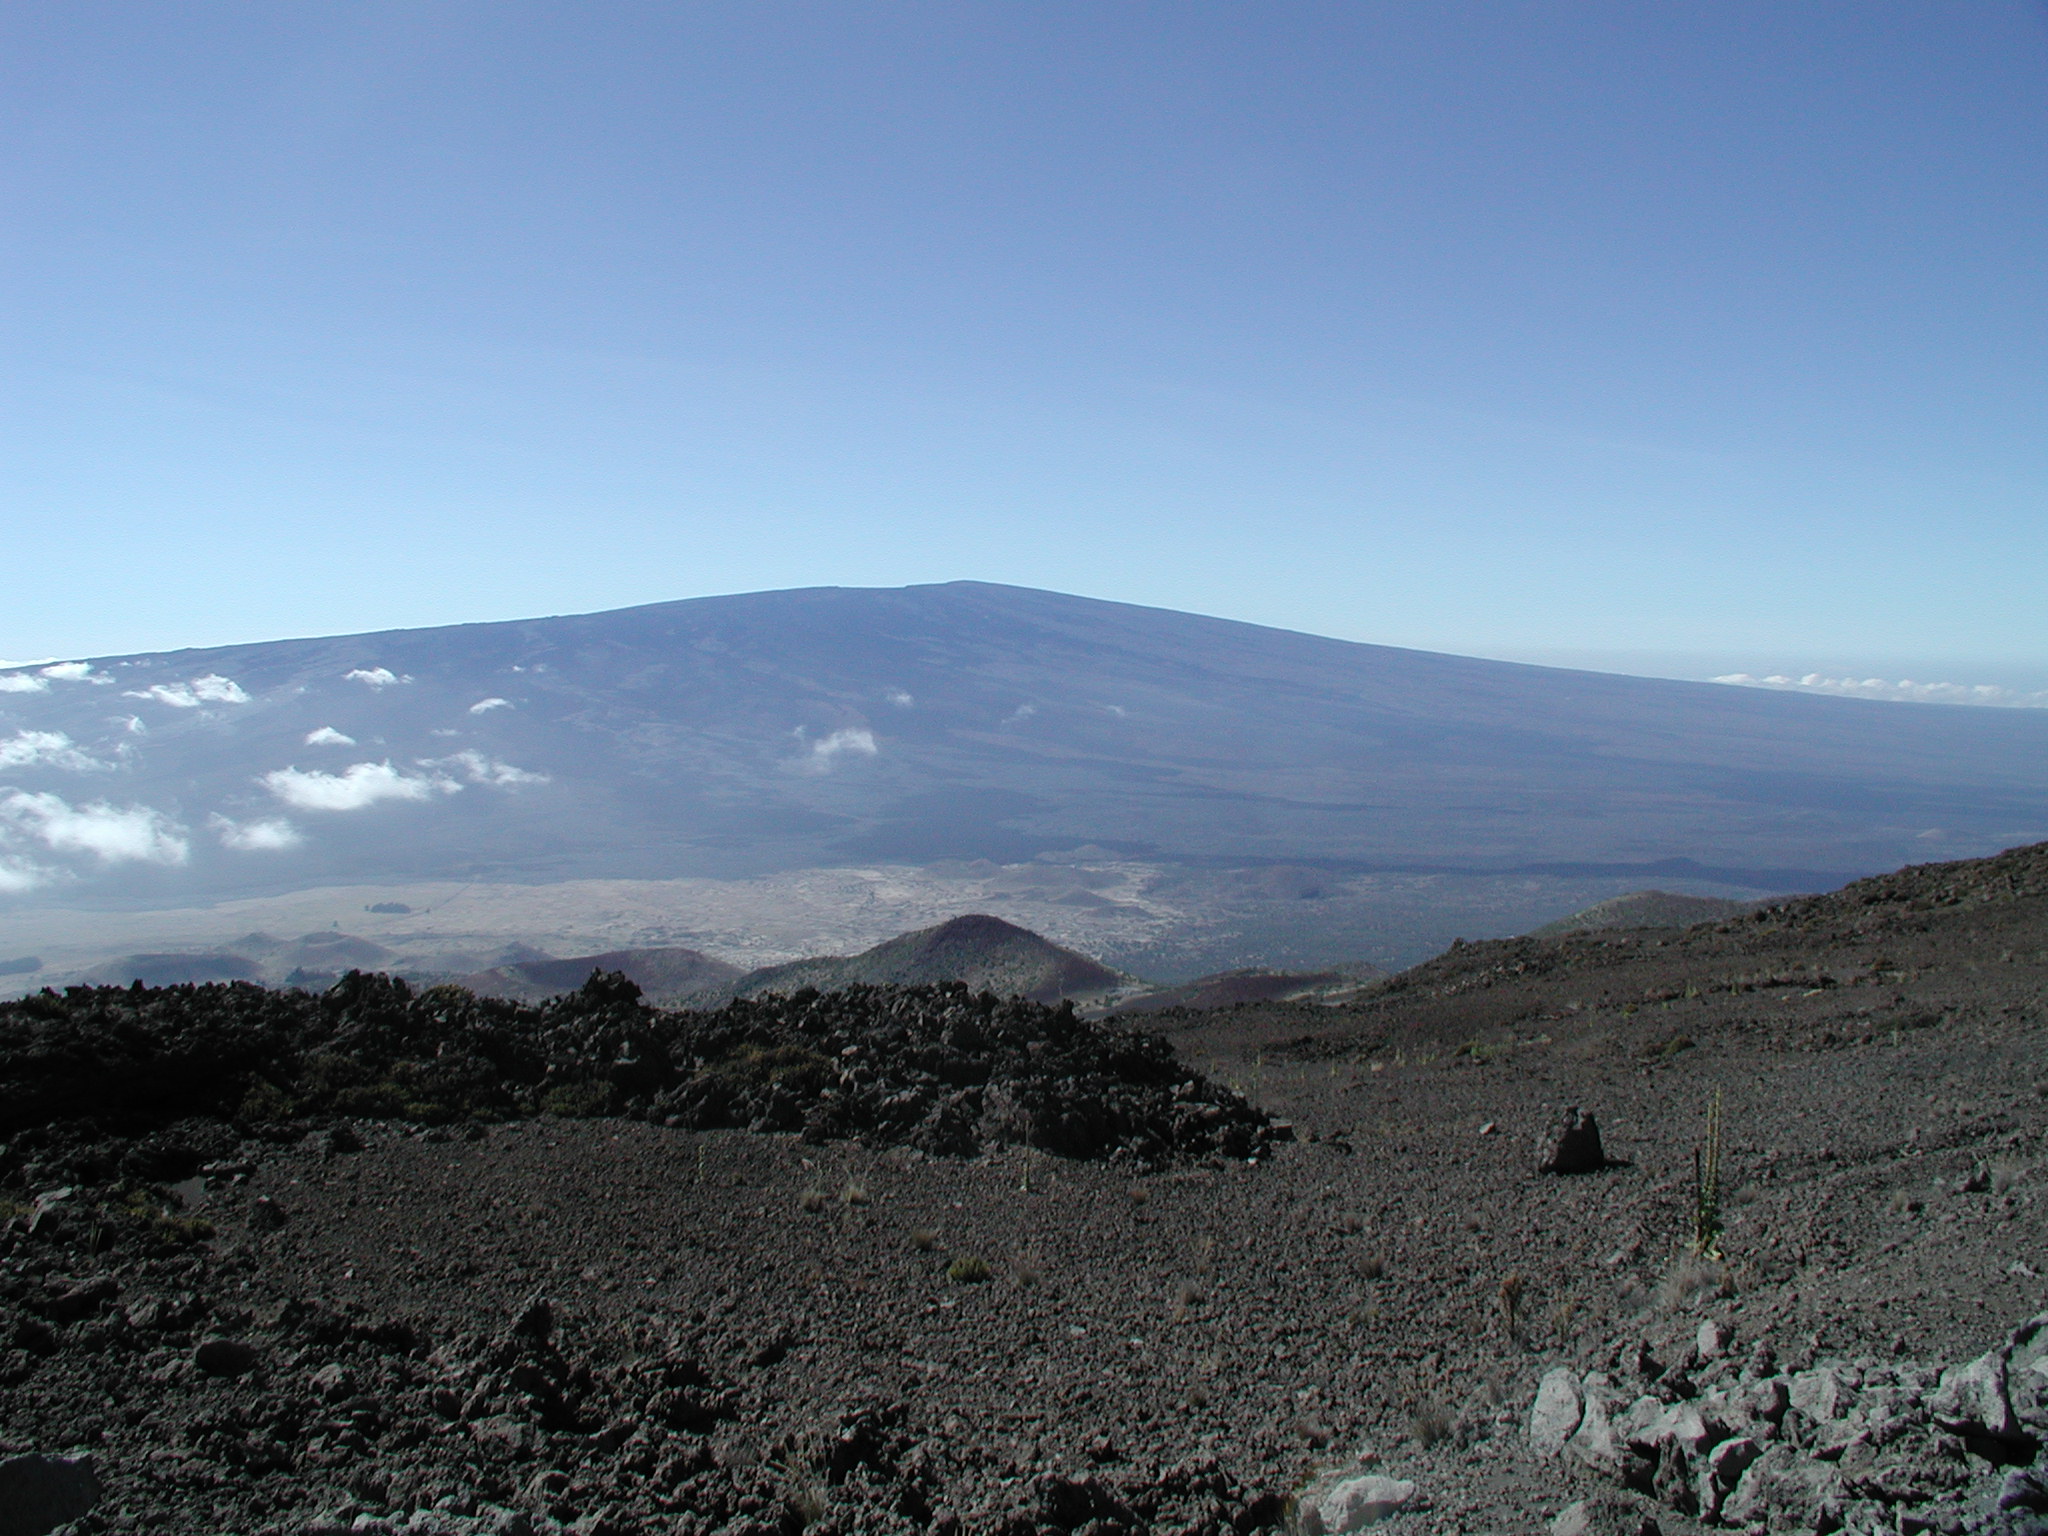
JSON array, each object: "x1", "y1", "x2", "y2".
[
  {"x1": 1527, "y1": 888, "x2": 1760, "y2": 936},
  {"x1": 4, "y1": 582, "x2": 2046, "y2": 905},
  {"x1": 1110, "y1": 964, "x2": 1384, "y2": 1016}
]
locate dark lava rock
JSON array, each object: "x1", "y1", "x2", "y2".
[
  {"x1": 0, "y1": 1452, "x2": 102, "y2": 1536},
  {"x1": 0, "y1": 972, "x2": 1276, "y2": 1169},
  {"x1": 1541, "y1": 1105, "x2": 1609, "y2": 1174},
  {"x1": 193, "y1": 1336, "x2": 259, "y2": 1376}
]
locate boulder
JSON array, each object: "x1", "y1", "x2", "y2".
[
  {"x1": 194, "y1": 1337, "x2": 260, "y2": 1377},
  {"x1": 1567, "y1": 1382, "x2": 1627, "y2": 1477},
  {"x1": 1695, "y1": 1435, "x2": 1761, "y2": 1521},
  {"x1": 1531, "y1": 1369, "x2": 1585, "y2": 1457},
  {"x1": 0, "y1": 1452, "x2": 102, "y2": 1536},
  {"x1": 1293, "y1": 1474, "x2": 1417, "y2": 1533},
  {"x1": 1720, "y1": 1444, "x2": 1844, "y2": 1530},
  {"x1": 1788, "y1": 1367, "x2": 1849, "y2": 1425},
  {"x1": 1930, "y1": 1348, "x2": 2030, "y2": 1452},
  {"x1": 1541, "y1": 1108, "x2": 1608, "y2": 1174}
]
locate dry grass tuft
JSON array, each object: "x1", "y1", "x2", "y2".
[
  {"x1": 799, "y1": 1188, "x2": 827, "y2": 1213},
  {"x1": 909, "y1": 1227, "x2": 939, "y2": 1251}
]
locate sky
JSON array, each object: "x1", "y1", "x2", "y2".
[{"x1": 4, "y1": 2, "x2": 2046, "y2": 692}]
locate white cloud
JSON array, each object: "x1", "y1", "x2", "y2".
[
  {"x1": 0, "y1": 858, "x2": 48, "y2": 893},
  {"x1": 209, "y1": 814, "x2": 303, "y2": 851},
  {"x1": 0, "y1": 731, "x2": 107, "y2": 772},
  {"x1": 0, "y1": 674, "x2": 49, "y2": 694},
  {"x1": 1002, "y1": 703, "x2": 1038, "y2": 726},
  {"x1": 345, "y1": 667, "x2": 410, "y2": 688},
  {"x1": 125, "y1": 674, "x2": 250, "y2": 708},
  {"x1": 801, "y1": 728, "x2": 879, "y2": 771},
  {"x1": 262, "y1": 761, "x2": 459, "y2": 812},
  {"x1": 1713, "y1": 673, "x2": 2048, "y2": 708},
  {"x1": 117, "y1": 715, "x2": 146, "y2": 735},
  {"x1": 885, "y1": 688, "x2": 915, "y2": 709},
  {"x1": 40, "y1": 662, "x2": 104, "y2": 683},
  {"x1": 421, "y1": 750, "x2": 548, "y2": 787},
  {"x1": 0, "y1": 791, "x2": 189, "y2": 865},
  {"x1": 305, "y1": 726, "x2": 356, "y2": 746},
  {"x1": 468, "y1": 697, "x2": 512, "y2": 714}
]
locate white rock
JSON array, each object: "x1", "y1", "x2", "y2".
[
  {"x1": 1788, "y1": 1367, "x2": 1848, "y2": 1424},
  {"x1": 1529, "y1": 1368, "x2": 1584, "y2": 1457},
  {"x1": 1697, "y1": 1319, "x2": 1731, "y2": 1359},
  {"x1": 1296, "y1": 1474, "x2": 1418, "y2": 1533},
  {"x1": 1566, "y1": 1390, "x2": 1625, "y2": 1476},
  {"x1": 1931, "y1": 1348, "x2": 2019, "y2": 1441}
]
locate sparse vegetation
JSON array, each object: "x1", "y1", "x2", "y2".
[
  {"x1": 946, "y1": 1254, "x2": 991, "y2": 1284},
  {"x1": 839, "y1": 1180, "x2": 868, "y2": 1206},
  {"x1": 1692, "y1": 1088, "x2": 1724, "y2": 1259},
  {"x1": 1497, "y1": 1271, "x2": 1525, "y2": 1341},
  {"x1": 909, "y1": 1226, "x2": 939, "y2": 1251},
  {"x1": 800, "y1": 1187, "x2": 828, "y2": 1213}
]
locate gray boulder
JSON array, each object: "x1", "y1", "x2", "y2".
[{"x1": 1531, "y1": 1368, "x2": 1584, "y2": 1457}]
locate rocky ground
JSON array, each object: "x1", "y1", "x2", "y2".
[{"x1": 4, "y1": 843, "x2": 2048, "y2": 1534}]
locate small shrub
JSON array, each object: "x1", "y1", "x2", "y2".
[
  {"x1": 800, "y1": 1188, "x2": 828, "y2": 1213},
  {"x1": 1358, "y1": 1255, "x2": 1386, "y2": 1281},
  {"x1": 1497, "y1": 1272, "x2": 1525, "y2": 1340},
  {"x1": 839, "y1": 1181, "x2": 868, "y2": 1207},
  {"x1": 541, "y1": 1081, "x2": 614, "y2": 1118},
  {"x1": 1012, "y1": 1248, "x2": 1045, "y2": 1287},
  {"x1": 947, "y1": 1255, "x2": 991, "y2": 1284},
  {"x1": 238, "y1": 1078, "x2": 297, "y2": 1121},
  {"x1": 1655, "y1": 1251, "x2": 1731, "y2": 1311},
  {"x1": 1409, "y1": 1401, "x2": 1454, "y2": 1447},
  {"x1": 909, "y1": 1227, "x2": 939, "y2": 1251}
]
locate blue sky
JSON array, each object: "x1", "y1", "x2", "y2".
[{"x1": 4, "y1": 2, "x2": 2045, "y2": 687}]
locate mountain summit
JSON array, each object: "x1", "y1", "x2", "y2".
[{"x1": 2, "y1": 581, "x2": 2046, "y2": 902}]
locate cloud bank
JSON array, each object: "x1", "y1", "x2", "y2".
[
  {"x1": 262, "y1": 761, "x2": 459, "y2": 812},
  {"x1": 0, "y1": 791, "x2": 189, "y2": 865},
  {"x1": 0, "y1": 674, "x2": 48, "y2": 694},
  {"x1": 1713, "y1": 673, "x2": 2048, "y2": 708}
]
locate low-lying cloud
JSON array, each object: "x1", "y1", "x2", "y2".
[
  {"x1": 305, "y1": 726, "x2": 356, "y2": 746},
  {"x1": 0, "y1": 731, "x2": 107, "y2": 772},
  {"x1": 345, "y1": 667, "x2": 410, "y2": 688},
  {"x1": 262, "y1": 761, "x2": 459, "y2": 813},
  {"x1": 804, "y1": 728, "x2": 879, "y2": 771},
  {"x1": 0, "y1": 858, "x2": 48, "y2": 893},
  {"x1": 0, "y1": 790, "x2": 189, "y2": 865},
  {"x1": 422, "y1": 750, "x2": 548, "y2": 787},
  {"x1": 209, "y1": 814, "x2": 303, "y2": 851},
  {"x1": 125, "y1": 674, "x2": 250, "y2": 708},
  {"x1": 1713, "y1": 673, "x2": 2048, "y2": 708},
  {"x1": 0, "y1": 674, "x2": 48, "y2": 694}
]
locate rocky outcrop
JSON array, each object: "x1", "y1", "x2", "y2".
[{"x1": 1527, "y1": 1314, "x2": 2048, "y2": 1532}]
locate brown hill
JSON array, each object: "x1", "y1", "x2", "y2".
[{"x1": 735, "y1": 912, "x2": 1130, "y2": 1004}]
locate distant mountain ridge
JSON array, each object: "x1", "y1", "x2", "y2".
[{"x1": 3, "y1": 582, "x2": 2047, "y2": 906}]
